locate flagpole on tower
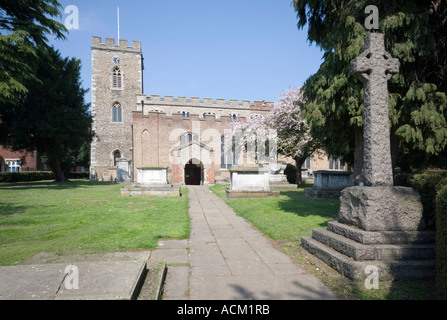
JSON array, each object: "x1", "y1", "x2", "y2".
[{"x1": 117, "y1": 7, "x2": 120, "y2": 42}]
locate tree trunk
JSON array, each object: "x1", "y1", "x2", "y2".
[
  {"x1": 49, "y1": 159, "x2": 68, "y2": 182},
  {"x1": 295, "y1": 157, "x2": 305, "y2": 187},
  {"x1": 353, "y1": 126, "x2": 364, "y2": 185}
]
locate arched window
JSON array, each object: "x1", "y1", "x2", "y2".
[
  {"x1": 250, "y1": 114, "x2": 264, "y2": 120},
  {"x1": 180, "y1": 133, "x2": 198, "y2": 145},
  {"x1": 113, "y1": 151, "x2": 121, "y2": 166},
  {"x1": 203, "y1": 112, "x2": 215, "y2": 119},
  {"x1": 231, "y1": 113, "x2": 237, "y2": 121},
  {"x1": 112, "y1": 103, "x2": 122, "y2": 123},
  {"x1": 181, "y1": 111, "x2": 190, "y2": 119},
  {"x1": 329, "y1": 157, "x2": 344, "y2": 170},
  {"x1": 221, "y1": 135, "x2": 238, "y2": 169},
  {"x1": 112, "y1": 67, "x2": 122, "y2": 89}
]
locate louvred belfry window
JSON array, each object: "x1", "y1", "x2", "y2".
[{"x1": 112, "y1": 67, "x2": 122, "y2": 89}]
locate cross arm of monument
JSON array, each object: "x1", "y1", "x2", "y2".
[
  {"x1": 350, "y1": 51, "x2": 373, "y2": 84},
  {"x1": 350, "y1": 34, "x2": 400, "y2": 84}
]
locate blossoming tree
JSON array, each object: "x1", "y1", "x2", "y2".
[{"x1": 231, "y1": 87, "x2": 318, "y2": 186}]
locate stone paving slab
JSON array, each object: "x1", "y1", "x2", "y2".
[
  {"x1": 0, "y1": 257, "x2": 148, "y2": 300},
  {"x1": 0, "y1": 264, "x2": 68, "y2": 300},
  {"x1": 162, "y1": 266, "x2": 189, "y2": 300},
  {"x1": 149, "y1": 248, "x2": 189, "y2": 265},
  {"x1": 189, "y1": 274, "x2": 336, "y2": 300}
]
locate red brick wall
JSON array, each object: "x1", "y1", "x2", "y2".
[
  {"x1": 132, "y1": 108, "x2": 272, "y2": 184},
  {"x1": 0, "y1": 147, "x2": 41, "y2": 172}
]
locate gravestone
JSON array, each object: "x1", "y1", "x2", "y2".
[
  {"x1": 121, "y1": 167, "x2": 181, "y2": 197},
  {"x1": 136, "y1": 167, "x2": 168, "y2": 185},
  {"x1": 301, "y1": 33, "x2": 436, "y2": 281},
  {"x1": 226, "y1": 167, "x2": 279, "y2": 199},
  {"x1": 304, "y1": 170, "x2": 353, "y2": 198},
  {"x1": 268, "y1": 163, "x2": 296, "y2": 189},
  {"x1": 116, "y1": 158, "x2": 131, "y2": 183}
]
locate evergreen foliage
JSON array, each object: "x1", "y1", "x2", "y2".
[
  {"x1": 0, "y1": 171, "x2": 54, "y2": 183},
  {"x1": 0, "y1": 47, "x2": 92, "y2": 181},
  {"x1": 293, "y1": 0, "x2": 447, "y2": 175},
  {"x1": 0, "y1": 0, "x2": 66, "y2": 107},
  {"x1": 411, "y1": 173, "x2": 447, "y2": 230}
]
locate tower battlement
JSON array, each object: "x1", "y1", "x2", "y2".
[
  {"x1": 91, "y1": 36, "x2": 141, "y2": 53},
  {"x1": 137, "y1": 94, "x2": 273, "y2": 111}
]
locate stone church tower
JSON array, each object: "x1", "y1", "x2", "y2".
[{"x1": 90, "y1": 37, "x2": 144, "y2": 181}]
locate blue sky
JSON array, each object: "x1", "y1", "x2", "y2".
[{"x1": 49, "y1": 0, "x2": 324, "y2": 104}]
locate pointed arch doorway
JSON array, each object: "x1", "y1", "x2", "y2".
[{"x1": 184, "y1": 159, "x2": 203, "y2": 185}]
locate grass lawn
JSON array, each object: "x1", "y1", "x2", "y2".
[
  {"x1": 210, "y1": 184, "x2": 438, "y2": 300},
  {"x1": 0, "y1": 180, "x2": 190, "y2": 266}
]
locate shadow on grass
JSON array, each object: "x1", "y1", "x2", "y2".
[
  {"x1": 277, "y1": 190, "x2": 340, "y2": 224},
  {"x1": 0, "y1": 180, "x2": 113, "y2": 191},
  {"x1": 0, "y1": 203, "x2": 34, "y2": 217}
]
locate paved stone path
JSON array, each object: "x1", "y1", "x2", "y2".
[{"x1": 153, "y1": 185, "x2": 337, "y2": 300}]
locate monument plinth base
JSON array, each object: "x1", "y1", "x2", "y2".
[
  {"x1": 301, "y1": 186, "x2": 436, "y2": 281},
  {"x1": 338, "y1": 186, "x2": 426, "y2": 231}
]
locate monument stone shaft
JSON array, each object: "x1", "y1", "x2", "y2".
[{"x1": 350, "y1": 33, "x2": 399, "y2": 186}]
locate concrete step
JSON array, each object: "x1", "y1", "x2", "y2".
[
  {"x1": 327, "y1": 221, "x2": 436, "y2": 245},
  {"x1": 0, "y1": 260, "x2": 148, "y2": 300},
  {"x1": 301, "y1": 236, "x2": 436, "y2": 281},
  {"x1": 312, "y1": 228, "x2": 436, "y2": 261}
]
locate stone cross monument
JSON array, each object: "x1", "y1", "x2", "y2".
[
  {"x1": 301, "y1": 31, "x2": 435, "y2": 282},
  {"x1": 350, "y1": 33, "x2": 399, "y2": 186}
]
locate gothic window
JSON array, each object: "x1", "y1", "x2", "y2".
[
  {"x1": 250, "y1": 114, "x2": 265, "y2": 121},
  {"x1": 329, "y1": 157, "x2": 343, "y2": 170},
  {"x1": 112, "y1": 103, "x2": 122, "y2": 123},
  {"x1": 180, "y1": 133, "x2": 198, "y2": 145},
  {"x1": 112, "y1": 67, "x2": 122, "y2": 89},
  {"x1": 221, "y1": 135, "x2": 238, "y2": 169},
  {"x1": 179, "y1": 111, "x2": 190, "y2": 119},
  {"x1": 230, "y1": 113, "x2": 238, "y2": 121},
  {"x1": 203, "y1": 112, "x2": 215, "y2": 119}
]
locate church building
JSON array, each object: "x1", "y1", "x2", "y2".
[
  {"x1": 89, "y1": 37, "x2": 274, "y2": 185},
  {"x1": 89, "y1": 36, "x2": 346, "y2": 185}
]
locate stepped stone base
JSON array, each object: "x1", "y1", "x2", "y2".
[
  {"x1": 301, "y1": 236, "x2": 435, "y2": 281},
  {"x1": 301, "y1": 186, "x2": 436, "y2": 281}
]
